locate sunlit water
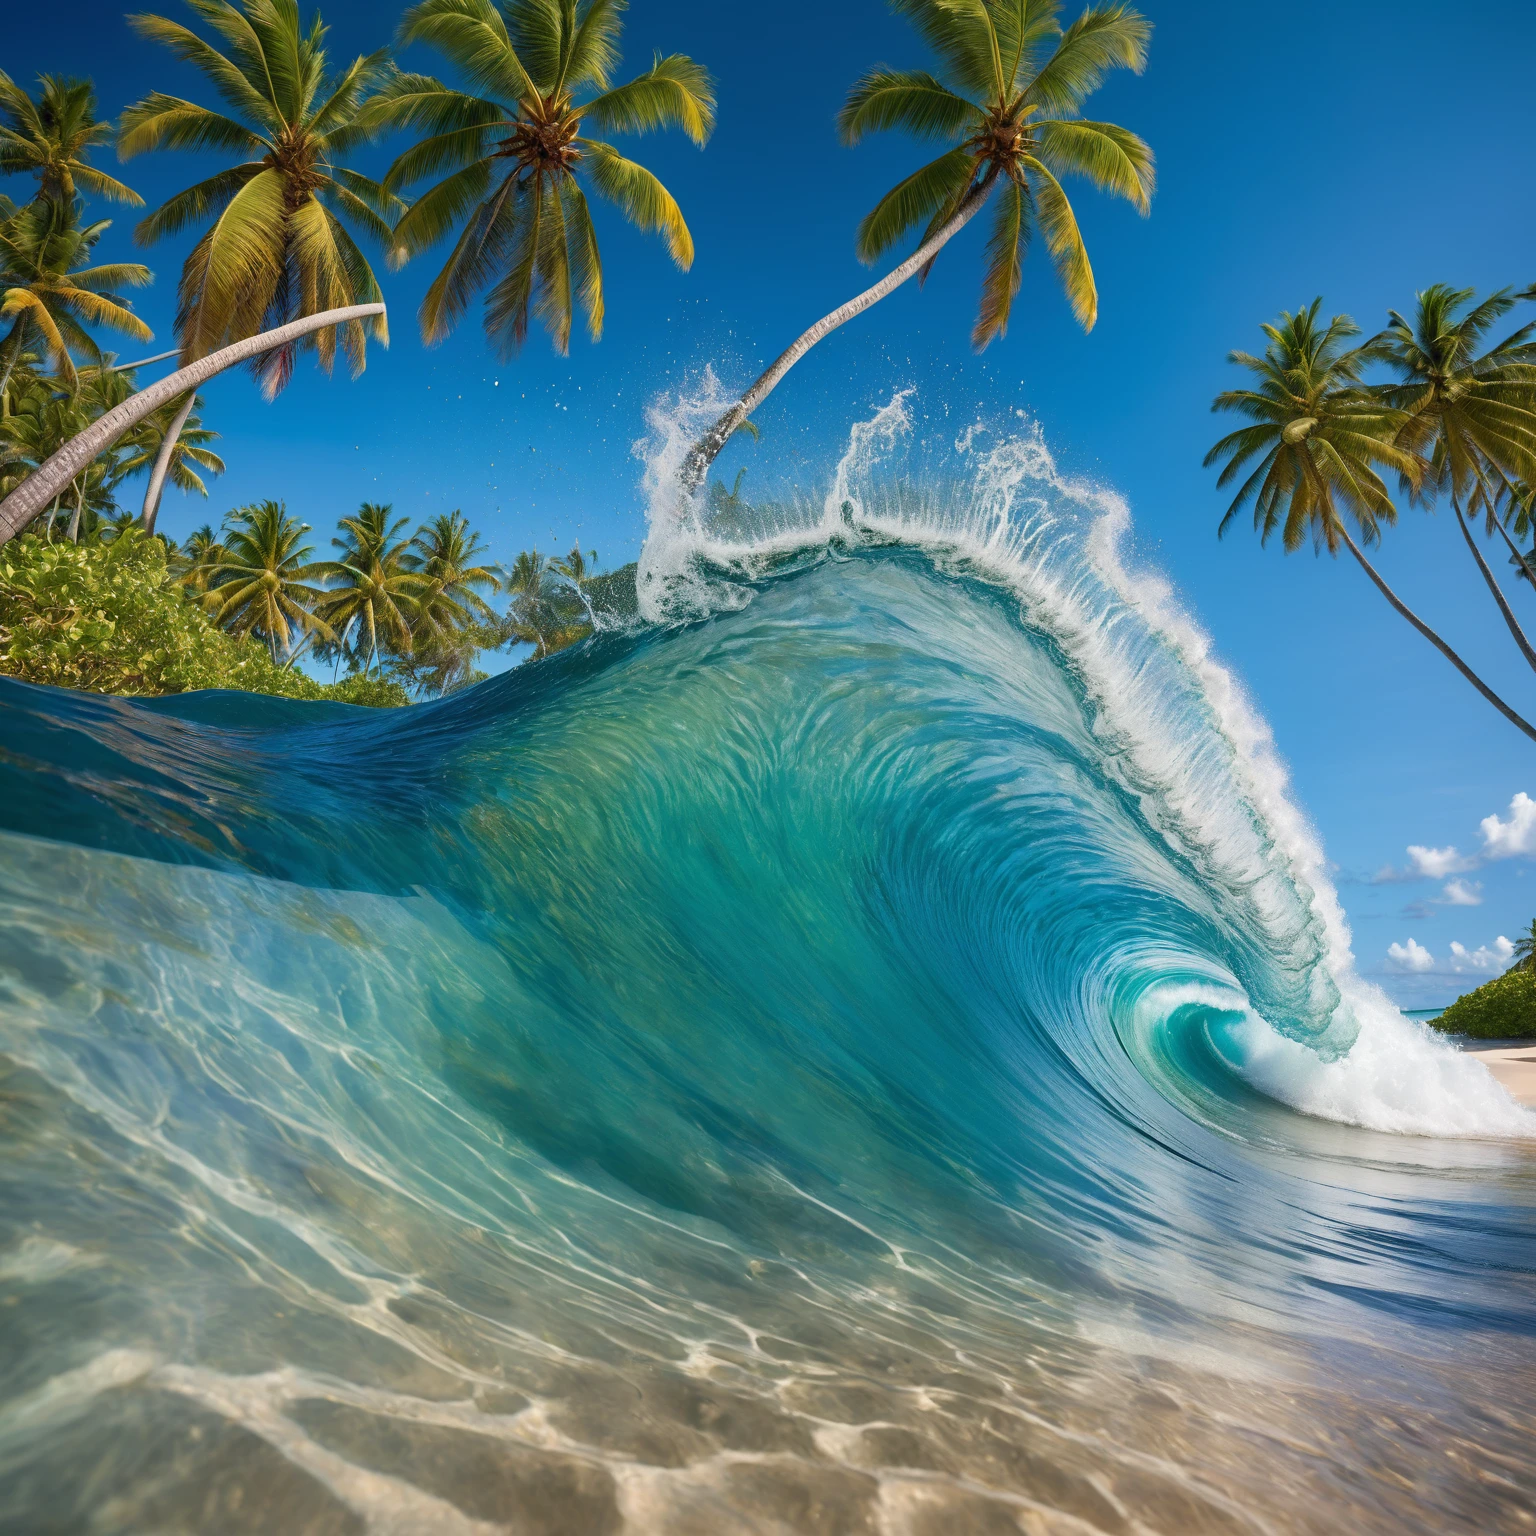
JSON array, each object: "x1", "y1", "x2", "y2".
[{"x1": 1, "y1": 396, "x2": 1533, "y2": 1534}]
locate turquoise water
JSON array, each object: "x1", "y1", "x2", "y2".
[{"x1": 1, "y1": 404, "x2": 1534, "y2": 1533}]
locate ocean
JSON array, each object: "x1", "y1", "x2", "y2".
[{"x1": 1, "y1": 396, "x2": 1532, "y2": 1533}]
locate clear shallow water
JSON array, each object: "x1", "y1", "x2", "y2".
[{"x1": 1, "y1": 404, "x2": 1534, "y2": 1534}]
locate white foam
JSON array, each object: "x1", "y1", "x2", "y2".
[{"x1": 633, "y1": 388, "x2": 1536, "y2": 1140}]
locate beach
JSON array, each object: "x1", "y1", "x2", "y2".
[{"x1": 1464, "y1": 1040, "x2": 1536, "y2": 1109}]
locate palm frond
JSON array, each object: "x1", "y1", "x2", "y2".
[
  {"x1": 124, "y1": 13, "x2": 277, "y2": 131},
  {"x1": 1023, "y1": 4, "x2": 1151, "y2": 115},
  {"x1": 480, "y1": 174, "x2": 543, "y2": 352},
  {"x1": 389, "y1": 159, "x2": 494, "y2": 266},
  {"x1": 837, "y1": 69, "x2": 980, "y2": 145},
  {"x1": 581, "y1": 54, "x2": 715, "y2": 147},
  {"x1": 1023, "y1": 156, "x2": 1095, "y2": 328},
  {"x1": 132, "y1": 163, "x2": 263, "y2": 244},
  {"x1": 562, "y1": 174, "x2": 603, "y2": 340},
  {"x1": 578, "y1": 139, "x2": 693, "y2": 268},
  {"x1": 972, "y1": 172, "x2": 1028, "y2": 348},
  {"x1": 177, "y1": 165, "x2": 287, "y2": 357},
  {"x1": 565, "y1": 0, "x2": 625, "y2": 91},
  {"x1": 418, "y1": 169, "x2": 523, "y2": 343},
  {"x1": 67, "y1": 164, "x2": 146, "y2": 206},
  {"x1": 855, "y1": 145, "x2": 977, "y2": 264},
  {"x1": 1034, "y1": 118, "x2": 1152, "y2": 211},
  {"x1": 116, "y1": 93, "x2": 267, "y2": 157},
  {"x1": 507, "y1": 0, "x2": 567, "y2": 90},
  {"x1": 398, "y1": 0, "x2": 537, "y2": 104}
]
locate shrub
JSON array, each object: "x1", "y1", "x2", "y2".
[
  {"x1": 0, "y1": 531, "x2": 405, "y2": 706},
  {"x1": 1430, "y1": 966, "x2": 1536, "y2": 1040}
]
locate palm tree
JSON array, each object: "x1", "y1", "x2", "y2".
[
  {"x1": 210, "y1": 499, "x2": 334, "y2": 661},
  {"x1": 409, "y1": 508, "x2": 502, "y2": 641},
  {"x1": 390, "y1": 617, "x2": 498, "y2": 697},
  {"x1": 173, "y1": 520, "x2": 226, "y2": 596},
  {"x1": 0, "y1": 195, "x2": 152, "y2": 396},
  {"x1": 0, "y1": 365, "x2": 134, "y2": 538},
  {"x1": 1369, "y1": 285, "x2": 1536, "y2": 673},
  {"x1": 551, "y1": 543, "x2": 597, "y2": 586},
  {"x1": 1495, "y1": 479, "x2": 1536, "y2": 585},
  {"x1": 0, "y1": 71, "x2": 142, "y2": 206},
  {"x1": 682, "y1": 0, "x2": 1153, "y2": 487},
  {"x1": 1509, "y1": 919, "x2": 1536, "y2": 974},
  {"x1": 118, "y1": 0, "x2": 399, "y2": 395},
  {"x1": 367, "y1": 0, "x2": 714, "y2": 355},
  {"x1": 1205, "y1": 300, "x2": 1536, "y2": 745},
  {"x1": 118, "y1": 391, "x2": 224, "y2": 531},
  {"x1": 315, "y1": 502, "x2": 423, "y2": 676},
  {"x1": 502, "y1": 546, "x2": 554, "y2": 655}
]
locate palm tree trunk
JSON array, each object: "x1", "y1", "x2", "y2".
[
  {"x1": 141, "y1": 391, "x2": 197, "y2": 535},
  {"x1": 65, "y1": 477, "x2": 85, "y2": 543},
  {"x1": 1453, "y1": 496, "x2": 1536, "y2": 675},
  {"x1": 0, "y1": 303, "x2": 386, "y2": 546},
  {"x1": 0, "y1": 316, "x2": 29, "y2": 409},
  {"x1": 1338, "y1": 523, "x2": 1536, "y2": 744},
  {"x1": 1489, "y1": 506, "x2": 1536, "y2": 594},
  {"x1": 680, "y1": 167, "x2": 1001, "y2": 492}
]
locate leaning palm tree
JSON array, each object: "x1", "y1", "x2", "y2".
[
  {"x1": 315, "y1": 502, "x2": 423, "y2": 676},
  {"x1": 0, "y1": 71, "x2": 142, "y2": 206},
  {"x1": 1369, "y1": 285, "x2": 1536, "y2": 674},
  {"x1": 0, "y1": 195, "x2": 152, "y2": 396},
  {"x1": 1206, "y1": 300, "x2": 1536, "y2": 745},
  {"x1": 409, "y1": 509, "x2": 502, "y2": 641},
  {"x1": 366, "y1": 0, "x2": 714, "y2": 355},
  {"x1": 683, "y1": 0, "x2": 1153, "y2": 486},
  {"x1": 118, "y1": 0, "x2": 398, "y2": 395},
  {"x1": 210, "y1": 499, "x2": 334, "y2": 661}
]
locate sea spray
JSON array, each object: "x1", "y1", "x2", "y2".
[{"x1": 639, "y1": 384, "x2": 1528, "y2": 1134}]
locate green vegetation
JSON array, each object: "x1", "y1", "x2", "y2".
[
  {"x1": 1207, "y1": 284, "x2": 1536, "y2": 743},
  {"x1": 0, "y1": 69, "x2": 141, "y2": 206},
  {"x1": 0, "y1": 528, "x2": 402, "y2": 702},
  {"x1": 0, "y1": 506, "x2": 627, "y2": 704},
  {"x1": 370, "y1": 0, "x2": 714, "y2": 354},
  {"x1": 1431, "y1": 968, "x2": 1536, "y2": 1041},
  {"x1": 0, "y1": 190, "x2": 150, "y2": 390}
]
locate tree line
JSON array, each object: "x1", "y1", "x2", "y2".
[{"x1": 178, "y1": 501, "x2": 605, "y2": 696}]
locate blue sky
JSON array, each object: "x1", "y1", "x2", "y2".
[{"x1": 9, "y1": 0, "x2": 1536, "y2": 1005}]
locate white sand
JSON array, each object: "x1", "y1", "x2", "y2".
[{"x1": 1460, "y1": 1041, "x2": 1536, "y2": 1109}]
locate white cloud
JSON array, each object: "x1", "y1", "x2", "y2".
[
  {"x1": 1406, "y1": 844, "x2": 1478, "y2": 878},
  {"x1": 1385, "y1": 935, "x2": 1513, "y2": 976},
  {"x1": 1480, "y1": 792, "x2": 1536, "y2": 860},
  {"x1": 1386, "y1": 938, "x2": 1436, "y2": 972},
  {"x1": 1448, "y1": 936, "x2": 1514, "y2": 974},
  {"x1": 1440, "y1": 879, "x2": 1483, "y2": 906}
]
